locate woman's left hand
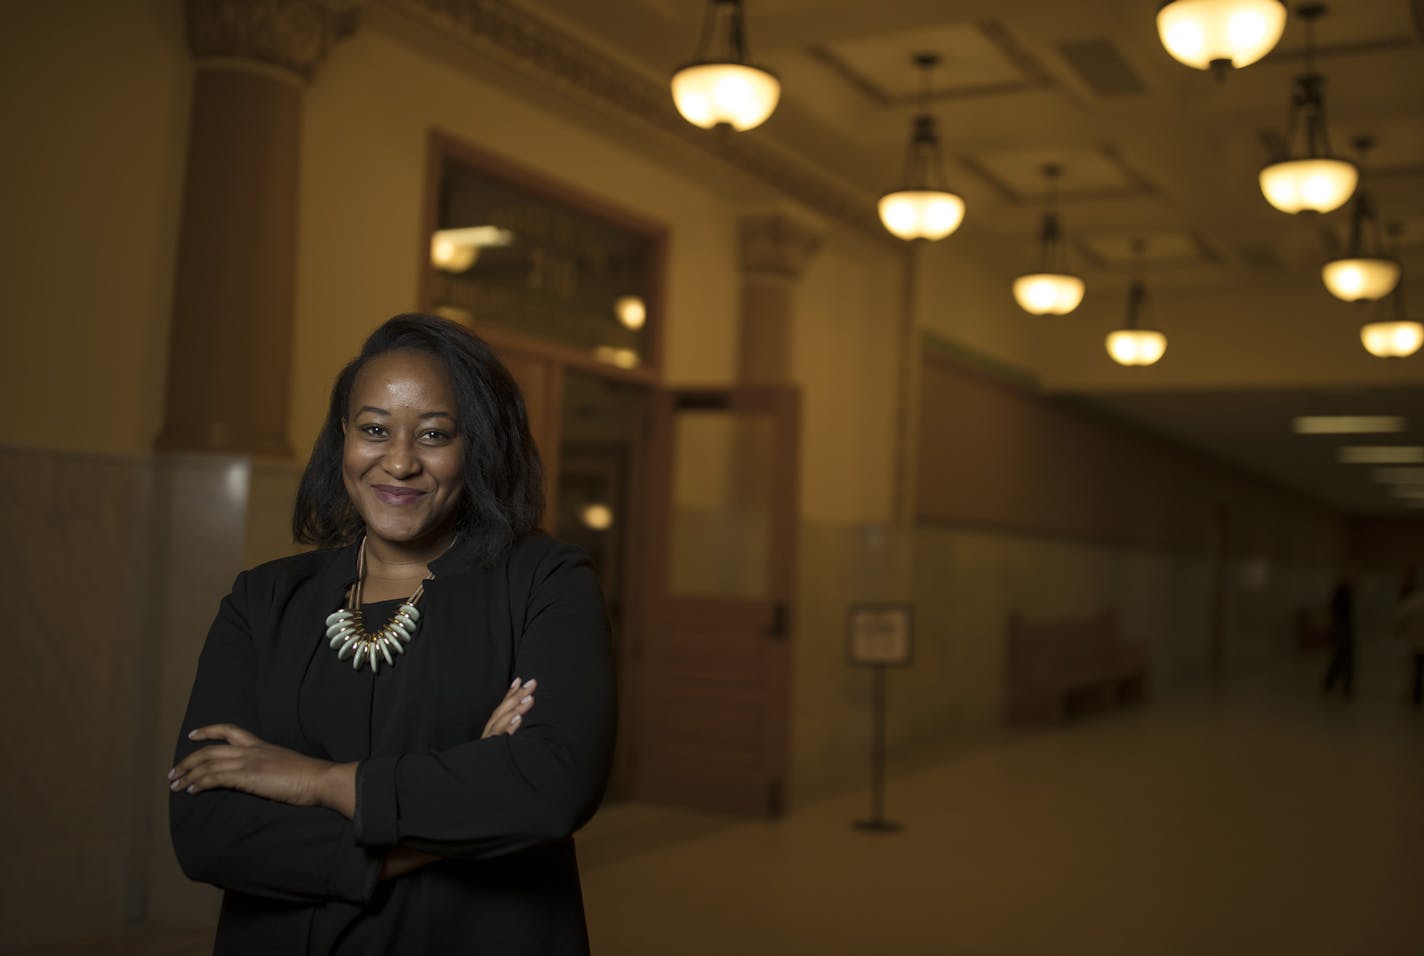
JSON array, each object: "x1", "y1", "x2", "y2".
[{"x1": 169, "y1": 724, "x2": 337, "y2": 808}]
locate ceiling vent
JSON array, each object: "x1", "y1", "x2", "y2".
[{"x1": 1056, "y1": 39, "x2": 1146, "y2": 97}]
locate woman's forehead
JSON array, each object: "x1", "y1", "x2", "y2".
[{"x1": 350, "y1": 350, "x2": 455, "y2": 408}]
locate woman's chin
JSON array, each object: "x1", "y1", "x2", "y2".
[{"x1": 362, "y1": 517, "x2": 454, "y2": 551}]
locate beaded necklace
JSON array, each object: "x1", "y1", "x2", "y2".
[{"x1": 324, "y1": 537, "x2": 434, "y2": 673}]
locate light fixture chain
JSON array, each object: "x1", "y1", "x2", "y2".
[{"x1": 726, "y1": 0, "x2": 746, "y2": 63}]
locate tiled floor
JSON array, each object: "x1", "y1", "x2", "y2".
[
  {"x1": 18, "y1": 641, "x2": 1420, "y2": 955},
  {"x1": 579, "y1": 641, "x2": 1422, "y2": 956}
]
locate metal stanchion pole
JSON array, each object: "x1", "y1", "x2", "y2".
[{"x1": 853, "y1": 664, "x2": 901, "y2": 832}]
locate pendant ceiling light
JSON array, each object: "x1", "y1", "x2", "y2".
[
  {"x1": 878, "y1": 53, "x2": 965, "y2": 242},
  {"x1": 1362, "y1": 310, "x2": 1424, "y2": 359},
  {"x1": 1157, "y1": 0, "x2": 1289, "y2": 75},
  {"x1": 1322, "y1": 137, "x2": 1401, "y2": 303},
  {"x1": 1013, "y1": 164, "x2": 1085, "y2": 315},
  {"x1": 1106, "y1": 241, "x2": 1167, "y2": 367},
  {"x1": 671, "y1": 0, "x2": 780, "y2": 132},
  {"x1": 1358, "y1": 225, "x2": 1419, "y2": 358},
  {"x1": 1259, "y1": 5, "x2": 1357, "y2": 214}
]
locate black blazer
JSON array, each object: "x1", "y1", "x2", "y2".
[{"x1": 170, "y1": 533, "x2": 615, "y2": 955}]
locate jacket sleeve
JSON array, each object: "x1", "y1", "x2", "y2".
[
  {"x1": 168, "y1": 570, "x2": 384, "y2": 905},
  {"x1": 354, "y1": 543, "x2": 616, "y2": 858}
]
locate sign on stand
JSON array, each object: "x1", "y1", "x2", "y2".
[{"x1": 846, "y1": 603, "x2": 913, "y2": 833}]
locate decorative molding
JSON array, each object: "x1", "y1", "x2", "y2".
[
  {"x1": 185, "y1": 0, "x2": 362, "y2": 81},
  {"x1": 739, "y1": 213, "x2": 823, "y2": 279},
  {"x1": 383, "y1": 0, "x2": 886, "y2": 238}
]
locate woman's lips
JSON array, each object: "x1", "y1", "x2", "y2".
[{"x1": 372, "y1": 485, "x2": 426, "y2": 506}]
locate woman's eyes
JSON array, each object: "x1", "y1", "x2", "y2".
[{"x1": 356, "y1": 424, "x2": 451, "y2": 443}]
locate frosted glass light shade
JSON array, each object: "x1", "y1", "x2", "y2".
[
  {"x1": 1157, "y1": 0, "x2": 1287, "y2": 70},
  {"x1": 1106, "y1": 329, "x2": 1167, "y2": 366},
  {"x1": 671, "y1": 63, "x2": 780, "y2": 131},
  {"x1": 1360, "y1": 320, "x2": 1423, "y2": 358},
  {"x1": 878, "y1": 190, "x2": 965, "y2": 241},
  {"x1": 1013, "y1": 273, "x2": 1086, "y2": 315},
  {"x1": 1322, "y1": 257, "x2": 1401, "y2": 302},
  {"x1": 1259, "y1": 158, "x2": 1358, "y2": 214}
]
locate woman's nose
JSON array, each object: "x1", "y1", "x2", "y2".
[{"x1": 384, "y1": 441, "x2": 420, "y2": 477}]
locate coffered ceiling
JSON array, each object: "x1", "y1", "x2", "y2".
[{"x1": 402, "y1": 0, "x2": 1424, "y2": 516}]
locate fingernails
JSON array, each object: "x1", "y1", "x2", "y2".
[
  {"x1": 510, "y1": 677, "x2": 520, "y2": 690},
  {"x1": 522, "y1": 679, "x2": 536, "y2": 689},
  {"x1": 169, "y1": 779, "x2": 183, "y2": 791},
  {"x1": 186, "y1": 785, "x2": 196, "y2": 794},
  {"x1": 187, "y1": 730, "x2": 198, "y2": 740},
  {"x1": 510, "y1": 714, "x2": 522, "y2": 726},
  {"x1": 520, "y1": 695, "x2": 533, "y2": 705},
  {"x1": 167, "y1": 768, "x2": 176, "y2": 781}
]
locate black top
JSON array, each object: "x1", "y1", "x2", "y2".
[{"x1": 169, "y1": 533, "x2": 616, "y2": 955}]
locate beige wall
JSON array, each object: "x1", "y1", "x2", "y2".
[
  {"x1": 916, "y1": 348, "x2": 1344, "y2": 560},
  {"x1": 914, "y1": 237, "x2": 1036, "y2": 376},
  {"x1": 1, "y1": 0, "x2": 189, "y2": 455}
]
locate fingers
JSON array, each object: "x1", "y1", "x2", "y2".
[
  {"x1": 170, "y1": 743, "x2": 241, "y2": 782},
  {"x1": 170, "y1": 757, "x2": 246, "y2": 794},
  {"x1": 170, "y1": 724, "x2": 261, "y2": 791},
  {"x1": 187, "y1": 723, "x2": 259, "y2": 746},
  {"x1": 481, "y1": 678, "x2": 537, "y2": 738}
]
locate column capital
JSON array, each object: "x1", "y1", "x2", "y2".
[
  {"x1": 185, "y1": 0, "x2": 361, "y2": 81},
  {"x1": 738, "y1": 212, "x2": 823, "y2": 281}
]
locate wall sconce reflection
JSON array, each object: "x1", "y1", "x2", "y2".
[
  {"x1": 429, "y1": 226, "x2": 515, "y2": 274},
  {"x1": 580, "y1": 503, "x2": 614, "y2": 531},
  {"x1": 615, "y1": 295, "x2": 647, "y2": 330},
  {"x1": 593, "y1": 346, "x2": 640, "y2": 369}
]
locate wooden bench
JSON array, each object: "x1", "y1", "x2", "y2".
[{"x1": 1005, "y1": 610, "x2": 1147, "y2": 723}]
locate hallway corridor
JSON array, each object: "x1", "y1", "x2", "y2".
[{"x1": 579, "y1": 642, "x2": 1421, "y2": 956}]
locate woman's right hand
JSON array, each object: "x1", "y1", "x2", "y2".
[{"x1": 482, "y1": 678, "x2": 536, "y2": 738}]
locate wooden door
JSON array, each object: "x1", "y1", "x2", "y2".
[
  {"x1": 494, "y1": 347, "x2": 563, "y2": 519},
  {"x1": 630, "y1": 386, "x2": 799, "y2": 815}
]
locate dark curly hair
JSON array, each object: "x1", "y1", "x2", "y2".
[{"x1": 292, "y1": 313, "x2": 544, "y2": 564}]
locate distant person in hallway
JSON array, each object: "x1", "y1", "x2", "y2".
[
  {"x1": 1394, "y1": 572, "x2": 1424, "y2": 709},
  {"x1": 1321, "y1": 574, "x2": 1355, "y2": 698},
  {"x1": 168, "y1": 313, "x2": 616, "y2": 955}
]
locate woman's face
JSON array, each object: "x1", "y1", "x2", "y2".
[{"x1": 342, "y1": 349, "x2": 466, "y2": 553}]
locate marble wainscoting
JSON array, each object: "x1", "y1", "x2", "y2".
[
  {"x1": 787, "y1": 519, "x2": 1337, "y2": 816},
  {"x1": 0, "y1": 447, "x2": 159, "y2": 952},
  {"x1": 790, "y1": 521, "x2": 914, "y2": 808},
  {"x1": 0, "y1": 447, "x2": 303, "y2": 953}
]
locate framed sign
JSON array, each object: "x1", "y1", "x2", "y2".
[{"x1": 846, "y1": 603, "x2": 914, "y2": 667}]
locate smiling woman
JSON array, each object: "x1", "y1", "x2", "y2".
[
  {"x1": 168, "y1": 313, "x2": 615, "y2": 955},
  {"x1": 341, "y1": 349, "x2": 468, "y2": 560}
]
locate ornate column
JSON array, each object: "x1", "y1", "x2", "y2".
[
  {"x1": 736, "y1": 212, "x2": 822, "y2": 384},
  {"x1": 155, "y1": 0, "x2": 359, "y2": 455},
  {"x1": 142, "y1": 2, "x2": 360, "y2": 933}
]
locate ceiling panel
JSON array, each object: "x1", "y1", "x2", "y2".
[
  {"x1": 963, "y1": 145, "x2": 1148, "y2": 200},
  {"x1": 823, "y1": 22, "x2": 1041, "y2": 99}
]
